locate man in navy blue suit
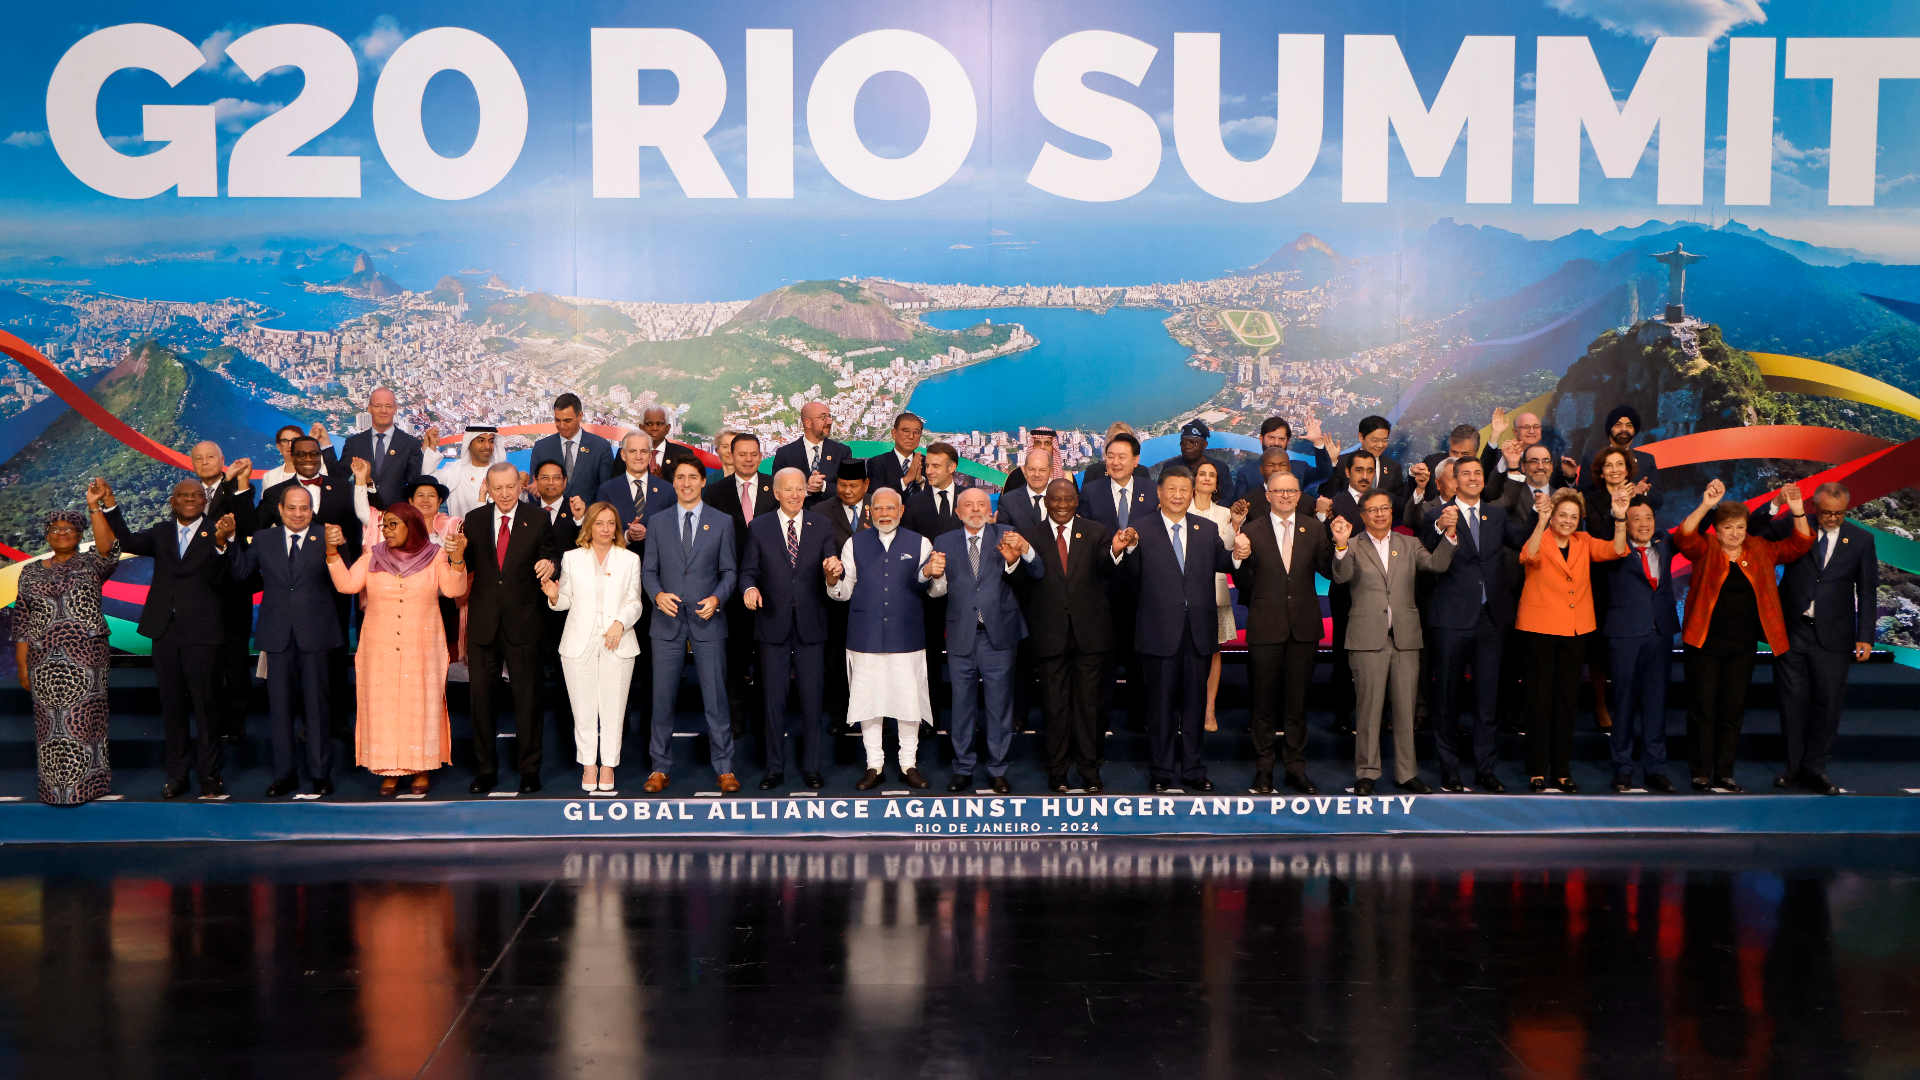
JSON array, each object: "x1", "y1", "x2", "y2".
[
  {"x1": 1115, "y1": 464, "x2": 1236, "y2": 792},
  {"x1": 642, "y1": 459, "x2": 739, "y2": 793},
  {"x1": 228, "y1": 484, "x2": 346, "y2": 797},
  {"x1": 997, "y1": 447, "x2": 1056, "y2": 535},
  {"x1": 935, "y1": 488, "x2": 1044, "y2": 793},
  {"x1": 1602, "y1": 498, "x2": 1681, "y2": 793},
  {"x1": 740, "y1": 467, "x2": 837, "y2": 790},
  {"x1": 1763, "y1": 481, "x2": 1878, "y2": 795},
  {"x1": 770, "y1": 401, "x2": 853, "y2": 506},
  {"x1": 319, "y1": 387, "x2": 424, "y2": 510},
  {"x1": 1079, "y1": 432, "x2": 1156, "y2": 733},
  {"x1": 1420, "y1": 456, "x2": 1526, "y2": 794},
  {"x1": 531, "y1": 393, "x2": 619, "y2": 504}
]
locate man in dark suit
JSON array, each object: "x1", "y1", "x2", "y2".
[
  {"x1": 1313, "y1": 449, "x2": 1382, "y2": 734},
  {"x1": 320, "y1": 388, "x2": 424, "y2": 510},
  {"x1": 771, "y1": 401, "x2": 852, "y2": 506},
  {"x1": 98, "y1": 476, "x2": 237, "y2": 797},
  {"x1": 739, "y1": 467, "x2": 838, "y2": 789},
  {"x1": 1002, "y1": 426, "x2": 1066, "y2": 492},
  {"x1": 1763, "y1": 481, "x2": 1878, "y2": 795},
  {"x1": 227, "y1": 484, "x2": 343, "y2": 797},
  {"x1": 1482, "y1": 409, "x2": 1578, "y2": 502},
  {"x1": 704, "y1": 432, "x2": 776, "y2": 736},
  {"x1": 1419, "y1": 457, "x2": 1525, "y2": 794},
  {"x1": 259, "y1": 435, "x2": 362, "y2": 735},
  {"x1": 904, "y1": 442, "x2": 963, "y2": 718},
  {"x1": 1116, "y1": 464, "x2": 1236, "y2": 792},
  {"x1": 463, "y1": 462, "x2": 560, "y2": 793},
  {"x1": 642, "y1": 459, "x2": 739, "y2": 792},
  {"x1": 524, "y1": 460, "x2": 581, "y2": 763},
  {"x1": 1080, "y1": 431, "x2": 1156, "y2": 734},
  {"x1": 1331, "y1": 415, "x2": 1405, "y2": 499},
  {"x1": 530, "y1": 392, "x2": 618, "y2": 504},
  {"x1": 821, "y1": 458, "x2": 870, "y2": 726},
  {"x1": 1230, "y1": 471, "x2": 1332, "y2": 795},
  {"x1": 1157, "y1": 418, "x2": 1229, "y2": 483},
  {"x1": 1603, "y1": 497, "x2": 1681, "y2": 793},
  {"x1": 866, "y1": 411, "x2": 927, "y2": 496},
  {"x1": 934, "y1": 489, "x2": 1043, "y2": 793},
  {"x1": 598, "y1": 431, "x2": 677, "y2": 739},
  {"x1": 997, "y1": 447, "x2": 1055, "y2": 534},
  {"x1": 640, "y1": 405, "x2": 701, "y2": 478},
  {"x1": 187, "y1": 440, "x2": 259, "y2": 744},
  {"x1": 1018, "y1": 479, "x2": 1117, "y2": 792}
]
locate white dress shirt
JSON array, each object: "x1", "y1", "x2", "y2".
[{"x1": 825, "y1": 528, "x2": 948, "y2": 600}]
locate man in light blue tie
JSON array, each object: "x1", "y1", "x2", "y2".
[
  {"x1": 320, "y1": 387, "x2": 424, "y2": 510},
  {"x1": 642, "y1": 459, "x2": 738, "y2": 793}
]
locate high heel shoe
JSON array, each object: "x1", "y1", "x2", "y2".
[{"x1": 598, "y1": 768, "x2": 616, "y2": 792}]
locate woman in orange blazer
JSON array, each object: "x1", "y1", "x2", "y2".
[
  {"x1": 1516, "y1": 486, "x2": 1629, "y2": 791},
  {"x1": 1673, "y1": 479, "x2": 1813, "y2": 793}
]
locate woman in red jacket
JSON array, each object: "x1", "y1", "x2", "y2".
[{"x1": 1673, "y1": 480, "x2": 1813, "y2": 793}]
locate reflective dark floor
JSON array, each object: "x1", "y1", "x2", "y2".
[{"x1": 0, "y1": 837, "x2": 1917, "y2": 1078}]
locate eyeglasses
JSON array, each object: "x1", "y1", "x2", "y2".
[
  {"x1": 1268, "y1": 488, "x2": 1300, "y2": 497},
  {"x1": 1362, "y1": 505, "x2": 1394, "y2": 515}
]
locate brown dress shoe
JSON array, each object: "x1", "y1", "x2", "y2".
[
  {"x1": 718, "y1": 773, "x2": 741, "y2": 793},
  {"x1": 854, "y1": 768, "x2": 883, "y2": 791},
  {"x1": 643, "y1": 772, "x2": 670, "y2": 793},
  {"x1": 901, "y1": 768, "x2": 930, "y2": 789}
]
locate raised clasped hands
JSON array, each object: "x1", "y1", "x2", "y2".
[
  {"x1": 324, "y1": 524, "x2": 345, "y2": 549},
  {"x1": 1436, "y1": 505, "x2": 1459, "y2": 536},
  {"x1": 225, "y1": 457, "x2": 252, "y2": 483},
  {"x1": 1780, "y1": 482, "x2": 1805, "y2": 515},
  {"x1": 1533, "y1": 489, "x2": 1551, "y2": 516},
  {"x1": 1329, "y1": 515, "x2": 1352, "y2": 544},
  {"x1": 349, "y1": 457, "x2": 372, "y2": 484},
  {"x1": 1314, "y1": 495, "x2": 1333, "y2": 517},
  {"x1": 1409, "y1": 461, "x2": 1431, "y2": 489},
  {"x1": 997, "y1": 530, "x2": 1028, "y2": 563},
  {"x1": 1612, "y1": 487, "x2": 1632, "y2": 517},
  {"x1": 1110, "y1": 527, "x2": 1138, "y2": 556},
  {"x1": 213, "y1": 513, "x2": 236, "y2": 543},
  {"x1": 444, "y1": 531, "x2": 467, "y2": 562},
  {"x1": 86, "y1": 477, "x2": 109, "y2": 509}
]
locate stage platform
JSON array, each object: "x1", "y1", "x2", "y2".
[{"x1": 2, "y1": 656, "x2": 1916, "y2": 843}]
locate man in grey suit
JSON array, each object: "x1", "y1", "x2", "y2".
[
  {"x1": 1328, "y1": 491, "x2": 1457, "y2": 795},
  {"x1": 934, "y1": 488, "x2": 1044, "y2": 793},
  {"x1": 530, "y1": 393, "x2": 619, "y2": 504},
  {"x1": 642, "y1": 459, "x2": 739, "y2": 793}
]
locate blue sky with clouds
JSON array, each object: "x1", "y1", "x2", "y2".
[{"x1": 3, "y1": 0, "x2": 1918, "y2": 301}]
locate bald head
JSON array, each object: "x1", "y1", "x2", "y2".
[
  {"x1": 189, "y1": 440, "x2": 226, "y2": 483},
  {"x1": 800, "y1": 400, "x2": 832, "y2": 441},
  {"x1": 368, "y1": 386, "x2": 397, "y2": 431}
]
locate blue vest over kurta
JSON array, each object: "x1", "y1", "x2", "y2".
[{"x1": 846, "y1": 527, "x2": 929, "y2": 654}]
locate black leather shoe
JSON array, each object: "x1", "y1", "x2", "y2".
[
  {"x1": 1049, "y1": 774, "x2": 1071, "y2": 793},
  {"x1": 948, "y1": 773, "x2": 974, "y2": 792},
  {"x1": 1801, "y1": 772, "x2": 1839, "y2": 796},
  {"x1": 519, "y1": 773, "x2": 542, "y2": 794},
  {"x1": 1439, "y1": 772, "x2": 1465, "y2": 793},
  {"x1": 469, "y1": 773, "x2": 497, "y2": 794},
  {"x1": 1691, "y1": 777, "x2": 1712, "y2": 792},
  {"x1": 265, "y1": 776, "x2": 299, "y2": 798},
  {"x1": 854, "y1": 768, "x2": 883, "y2": 791},
  {"x1": 901, "y1": 768, "x2": 930, "y2": 790},
  {"x1": 1353, "y1": 778, "x2": 1376, "y2": 795},
  {"x1": 200, "y1": 777, "x2": 226, "y2": 798},
  {"x1": 1713, "y1": 777, "x2": 1744, "y2": 793},
  {"x1": 162, "y1": 777, "x2": 190, "y2": 799},
  {"x1": 803, "y1": 771, "x2": 825, "y2": 789},
  {"x1": 990, "y1": 776, "x2": 1011, "y2": 794},
  {"x1": 312, "y1": 777, "x2": 335, "y2": 797},
  {"x1": 1250, "y1": 772, "x2": 1275, "y2": 795},
  {"x1": 1189, "y1": 777, "x2": 1214, "y2": 793},
  {"x1": 1395, "y1": 777, "x2": 1432, "y2": 795},
  {"x1": 1150, "y1": 779, "x2": 1172, "y2": 793},
  {"x1": 1611, "y1": 775, "x2": 1633, "y2": 793},
  {"x1": 1647, "y1": 774, "x2": 1677, "y2": 793},
  {"x1": 1555, "y1": 777, "x2": 1578, "y2": 793},
  {"x1": 1285, "y1": 770, "x2": 1318, "y2": 795},
  {"x1": 1081, "y1": 771, "x2": 1104, "y2": 793},
  {"x1": 1475, "y1": 773, "x2": 1507, "y2": 794},
  {"x1": 1530, "y1": 776, "x2": 1549, "y2": 792},
  {"x1": 759, "y1": 773, "x2": 784, "y2": 791},
  {"x1": 1774, "y1": 772, "x2": 1795, "y2": 789}
]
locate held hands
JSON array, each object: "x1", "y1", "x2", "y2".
[
  {"x1": 444, "y1": 531, "x2": 467, "y2": 562},
  {"x1": 1701, "y1": 479, "x2": 1727, "y2": 509},
  {"x1": 655, "y1": 591, "x2": 681, "y2": 617},
  {"x1": 603, "y1": 622, "x2": 624, "y2": 650},
  {"x1": 997, "y1": 530, "x2": 1028, "y2": 563},
  {"x1": 1533, "y1": 489, "x2": 1551, "y2": 516},
  {"x1": 1110, "y1": 527, "x2": 1138, "y2": 556},
  {"x1": 1437, "y1": 505, "x2": 1460, "y2": 536},
  {"x1": 1780, "y1": 482, "x2": 1805, "y2": 515},
  {"x1": 1315, "y1": 495, "x2": 1333, "y2": 517},
  {"x1": 518, "y1": 470, "x2": 531, "y2": 489},
  {"x1": 627, "y1": 519, "x2": 647, "y2": 541},
  {"x1": 534, "y1": 559, "x2": 555, "y2": 583},
  {"x1": 309, "y1": 422, "x2": 328, "y2": 445},
  {"x1": 1611, "y1": 486, "x2": 1632, "y2": 518},
  {"x1": 1329, "y1": 515, "x2": 1352, "y2": 545},
  {"x1": 823, "y1": 556, "x2": 845, "y2": 585},
  {"x1": 213, "y1": 513, "x2": 236, "y2": 543},
  {"x1": 224, "y1": 458, "x2": 252, "y2": 484},
  {"x1": 1232, "y1": 531, "x2": 1252, "y2": 560},
  {"x1": 540, "y1": 577, "x2": 559, "y2": 601},
  {"x1": 1409, "y1": 461, "x2": 1431, "y2": 489},
  {"x1": 922, "y1": 551, "x2": 947, "y2": 579},
  {"x1": 324, "y1": 524, "x2": 345, "y2": 549},
  {"x1": 1230, "y1": 498, "x2": 1251, "y2": 519},
  {"x1": 349, "y1": 457, "x2": 372, "y2": 485},
  {"x1": 86, "y1": 477, "x2": 109, "y2": 509},
  {"x1": 694, "y1": 596, "x2": 720, "y2": 619},
  {"x1": 807, "y1": 470, "x2": 826, "y2": 494},
  {"x1": 743, "y1": 587, "x2": 763, "y2": 610},
  {"x1": 1501, "y1": 438, "x2": 1523, "y2": 468}
]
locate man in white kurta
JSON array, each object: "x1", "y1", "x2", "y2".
[
  {"x1": 825, "y1": 487, "x2": 947, "y2": 789},
  {"x1": 436, "y1": 426, "x2": 499, "y2": 519}
]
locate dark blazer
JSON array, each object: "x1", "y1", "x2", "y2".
[
  {"x1": 823, "y1": 497, "x2": 870, "y2": 551},
  {"x1": 1232, "y1": 444, "x2": 1332, "y2": 503},
  {"x1": 1233, "y1": 512, "x2": 1332, "y2": 645},
  {"x1": 903, "y1": 484, "x2": 962, "y2": 542},
  {"x1": 1078, "y1": 462, "x2": 1150, "y2": 490},
  {"x1": 103, "y1": 507, "x2": 229, "y2": 645},
  {"x1": 996, "y1": 483, "x2": 1052, "y2": 535},
  {"x1": 463, "y1": 502, "x2": 560, "y2": 647},
  {"x1": 531, "y1": 430, "x2": 619, "y2": 504},
  {"x1": 1318, "y1": 487, "x2": 1371, "y2": 535},
  {"x1": 596, "y1": 471, "x2": 676, "y2": 533},
  {"x1": 1481, "y1": 442, "x2": 1577, "y2": 502},
  {"x1": 1420, "y1": 498, "x2": 1524, "y2": 630},
  {"x1": 654, "y1": 439, "x2": 703, "y2": 477},
  {"x1": 642, "y1": 502, "x2": 737, "y2": 643},
  {"x1": 771, "y1": 437, "x2": 853, "y2": 504},
  {"x1": 1078, "y1": 473, "x2": 1158, "y2": 532},
  {"x1": 229, "y1": 526, "x2": 344, "y2": 653},
  {"x1": 739, "y1": 509, "x2": 837, "y2": 645},
  {"x1": 201, "y1": 475, "x2": 261, "y2": 631},
  {"x1": 324, "y1": 427, "x2": 423, "y2": 510},
  {"x1": 933, "y1": 523, "x2": 1043, "y2": 655},
  {"x1": 1602, "y1": 537, "x2": 1681, "y2": 640},
  {"x1": 259, "y1": 475, "x2": 362, "y2": 564},
  {"x1": 1762, "y1": 513, "x2": 1879, "y2": 649},
  {"x1": 703, "y1": 471, "x2": 777, "y2": 551},
  {"x1": 1121, "y1": 511, "x2": 1235, "y2": 658},
  {"x1": 523, "y1": 496, "x2": 579, "y2": 545},
  {"x1": 866, "y1": 448, "x2": 923, "y2": 496},
  {"x1": 1015, "y1": 515, "x2": 1116, "y2": 656},
  {"x1": 1334, "y1": 449, "x2": 1404, "y2": 498}
]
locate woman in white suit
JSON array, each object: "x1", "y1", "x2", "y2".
[{"x1": 541, "y1": 501, "x2": 646, "y2": 791}]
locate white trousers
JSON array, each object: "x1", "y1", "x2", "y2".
[
  {"x1": 561, "y1": 649, "x2": 636, "y2": 767},
  {"x1": 858, "y1": 716, "x2": 920, "y2": 771}
]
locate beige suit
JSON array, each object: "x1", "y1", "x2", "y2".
[{"x1": 1330, "y1": 530, "x2": 1455, "y2": 781}]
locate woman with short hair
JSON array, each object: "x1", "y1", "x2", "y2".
[
  {"x1": 542, "y1": 501, "x2": 645, "y2": 791},
  {"x1": 1673, "y1": 480, "x2": 1813, "y2": 792}
]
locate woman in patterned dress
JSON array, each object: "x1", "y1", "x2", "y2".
[{"x1": 10, "y1": 488, "x2": 120, "y2": 805}]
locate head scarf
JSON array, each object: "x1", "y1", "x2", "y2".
[
  {"x1": 368, "y1": 500, "x2": 441, "y2": 577},
  {"x1": 459, "y1": 425, "x2": 498, "y2": 466},
  {"x1": 43, "y1": 509, "x2": 87, "y2": 531}
]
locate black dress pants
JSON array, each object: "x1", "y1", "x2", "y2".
[
  {"x1": 1524, "y1": 631, "x2": 1586, "y2": 779},
  {"x1": 1141, "y1": 622, "x2": 1210, "y2": 785},
  {"x1": 1775, "y1": 620, "x2": 1851, "y2": 777},
  {"x1": 1247, "y1": 639, "x2": 1316, "y2": 774},
  {"x1": 153, "y1": 635, "x2": 222, "y2": 781},
  {"x1": 469, "y1": 636, "x2": 544, "y2": 777},
  {"x1": 1037, "y1": 638, "x2": 1105, "y2": 778},
  {"x1": 1684, "y1": 638, "x2": 1758, "y2": 780},
  {"x1": 1328, "y1": 584, "x2": 1355, "y2": 724}
]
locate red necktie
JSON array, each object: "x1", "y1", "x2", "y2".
[
  {"x1": 496, "y1": 513, "x2": 511, "y2": 570},
  {"x1": 1056, "y1": 524, "x2": 1069, "y2": 570},
  {"x1": 1639, "y1": 545, "x2": 1654, "y2": 585}
]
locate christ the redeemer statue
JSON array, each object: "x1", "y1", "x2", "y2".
[{"x1": 1652, "y1": 243, "x2": 1705, "y2": 322}]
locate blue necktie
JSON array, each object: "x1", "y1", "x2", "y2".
[
  {"x1": 1816, "y1": 530, "x2": 1830, "y2": 571},
  {"x1": 1464, "y1": 505, "x2": 1485, "y2": 604},
  {"x1": 1116, "y1": 487, "x2": 1129, "y2": 530},
  {"x1": 178, "y1": 523, "x2": 193, "y2": 558},
  {"x1": 373, "y1": 432, "x2": 387, "y2": 483},
  {"x1": 682, "y1": 509, "x2": 695, "y2": 560},
  {"x1": 1171, "y1": 520, "x2": 1185, "y2": 572}
]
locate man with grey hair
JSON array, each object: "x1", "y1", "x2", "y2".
[
  {"x1": 999, "y1": 447, "x2": 1056, "y2": 534},
  {"x1": 1764, "y1": 480, "x2": 1878, "y2": 794},
  {"x1": 463, "y1": 461, "x2": 560, "y2": 793},
  {"x1": 740, "y1": 467, "x2": 839, "y2": 789},
  {"x1": 323, "y1": 386, "x2": 424, "y2": 509}
]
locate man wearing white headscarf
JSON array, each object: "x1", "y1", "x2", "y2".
[{"x1": 436, "y1": 426, "x2": 499, "y2": 519}]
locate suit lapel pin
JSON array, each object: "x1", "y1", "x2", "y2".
[
  {"x1": 199, "y1": 531, "x2": 208, "y2": 538},
  {"x1": 702, "y1": 524, "x2": 709, "y2": 530},
  {"x1": 1842, "y1": 537, "x2": 1849, "y2": 543},
  {"x1": 1075, "y1": 533, "x2": 1081, "y2": 539}
]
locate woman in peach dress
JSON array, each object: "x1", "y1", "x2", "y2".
[{"x1": 325, "y1": 501, "x2": 470, "y2": 796}]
